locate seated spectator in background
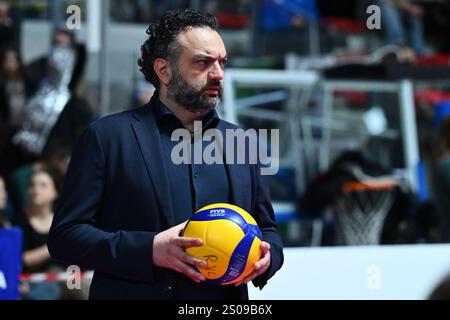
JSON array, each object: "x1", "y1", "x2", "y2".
[
  {"x1": 0, "y1": 175, "x2": 10, "y2": 228},
  {"x1": 25, "y1": 29, "x2": 94, "y2": 153},
  {"x1": 378, "y1": 0, "x2": 426, "y2": 61},
  {"x1": 0, "y1": 1, "x2": 14, "y2": 50},
  {"x1": 1, "y1": 30, "x2": 94, "y2": 177},
  {"x1": 260, "y1": 0, "x2": 320, "y2": 32},
  {"x1": 7, "y1": 143, "x2": 72, "y2": 214},
  {"x1": 13, "y1": 169, "x2": 63, "y2": 300},
  {"x1": 26, "y1": 29, "x2": 85, "y2": 93},
  {"x1": 0, "y1": 47, "x2": 36, "y2": 131},
  {"x1": 258, "y1": 0, "x2": 320, "y2": 56},
  {"x1": 0, "y1": 47, "x2": 36, "y2": 176},
  {"x1": 432, "y1": 116, "x2": 450, "y2": 243}
]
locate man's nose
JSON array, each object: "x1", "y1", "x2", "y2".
[{"x1": 208, "y1": 62, "x2": 224, "y2": 81}]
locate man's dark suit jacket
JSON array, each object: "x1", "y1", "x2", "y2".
[{"x1": 48, "y1": 97, "x2": 284, "y2": 300}]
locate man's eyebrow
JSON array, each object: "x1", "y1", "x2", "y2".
[{"x1": 192, "y1": 54, "x2": 228, "y2": 60}]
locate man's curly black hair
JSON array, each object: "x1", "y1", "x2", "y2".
[{"x1": 138, "y1": 9, "x2": 219, "y2": 92}]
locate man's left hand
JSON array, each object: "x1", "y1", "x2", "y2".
[{"x1": 234, "y1": 241, "x2": 271, "y2": 287}]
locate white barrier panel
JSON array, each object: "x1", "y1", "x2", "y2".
[{"x1": 249, "y1": 245, "x2": 450, "y2": 300}]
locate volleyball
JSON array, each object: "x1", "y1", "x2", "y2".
[{"x1": 183, "y1": 203, "x2": 263, "y2": 285}]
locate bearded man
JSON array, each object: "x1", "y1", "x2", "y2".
[{"x1": 48, "y1": 9, "x2": 283, "y2": 300}]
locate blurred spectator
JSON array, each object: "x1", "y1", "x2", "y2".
[
  {"x1": 13, "y1": 168, "x2": 63, "y2": 300},
  {"x1": 256, "y1": 0, "x2": 320, "y2": 56},
  {"x1": 0, "y1": 47, "x2": 36, "y2": 177},
  {"x1": 0, "y1": 47, "x2": 36, "y2": 131},
  {"x1": 260, "y1": 0, "x2": 320, "y2": 32},
  {"x1": 8, "y1": 143, "x2": 72, "y2": 214},
  {"x1": 378, "y1": 0, "x2": 426, "y2": 60},
  {"x1": 0, "y1": 175, "x2": 10, "y2": 228},
  {"x1": 432, "y1": 116, "x2": 450, "y2": 242},
  {"x1": 26, "y1": 29, "x2": 84, "y2": 92},
  {"x1": 0, "y1": 1, "x2": 14, "y2": 49},
  {"x1": 27, "y1": 29, "x2": 94, "y2": 154},
  {"x1": 0, "y1": 29, "x2": 94, "y2": 176}
]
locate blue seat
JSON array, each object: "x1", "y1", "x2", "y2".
[{"x1": 0, "y1": 227, "x2": 23, "y2": 300}]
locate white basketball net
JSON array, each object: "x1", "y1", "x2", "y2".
[{"x1": 332, "y1": 182, "x2": 396, "y2": 245}]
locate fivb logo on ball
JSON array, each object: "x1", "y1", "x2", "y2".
[
  {"x1": 170, "y1": 121, "x2": 279, "y2": 176},
  {"x1": 209, "y1": 209, "x2": 227, "y2": 217}
]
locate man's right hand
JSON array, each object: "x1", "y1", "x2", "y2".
[{"x1": 152, "y1": 221, "x2": 207, "y2": 283}]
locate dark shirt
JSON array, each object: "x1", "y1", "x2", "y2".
[
  {"x1": 152, "y1": 97, "x2": 240, "y2": 300},
  {"x1": 13, "y1": 213, "x2": 58, "y2": 274},
  {"x1": 152, "y1": 97, "x2": 231, "y2": 220}
]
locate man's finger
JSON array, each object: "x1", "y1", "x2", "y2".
[
  {"x1": 174, "y1": 260, "x2": 206, "y2": 283},
  {"x1": 261, "y1": 242, "x2": 271, "y2": 253},
  {"x1": 244, "y1": 261, "x2": 268, "y2": 284},
  {"x1": 255, "y1": 254, "x2": 270, "y2": 271},
  {"x1": 173, "y1": 237, "x2": 203, "y2": 248},
  {"x1": 242, "y1": 253, "x2": 271, "y2": 284},
  {"x1": 178, "y1": 250, "x2": 207, "y2": 268}
]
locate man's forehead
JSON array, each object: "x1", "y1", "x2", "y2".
[{"x1": 178, "y1": 27, "x2": 226, "y2": 57}]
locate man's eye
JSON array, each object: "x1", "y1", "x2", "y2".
[{"x1": 197, "y1": 60, "x2": 208, "y2": 66}]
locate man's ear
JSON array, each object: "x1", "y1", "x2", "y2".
[{"x1": 153, "y1": 58, "x2": 171, "y2": 87}]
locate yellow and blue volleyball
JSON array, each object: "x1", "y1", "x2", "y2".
[{"x1": 183, "y1": 203, "x2": 262, "y2": 285}]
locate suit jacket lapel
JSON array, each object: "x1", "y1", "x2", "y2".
[{"x1": 131, "y1": 102, "x2": 175, "y2": 227}]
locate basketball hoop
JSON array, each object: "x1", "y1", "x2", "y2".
[{"x1": 332, "y1": 179, "x2": 398, "y2": 245}]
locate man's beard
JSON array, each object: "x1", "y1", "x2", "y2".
[{"x1": 167, "y1": 68, "x2": 223, "y2": 113}]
